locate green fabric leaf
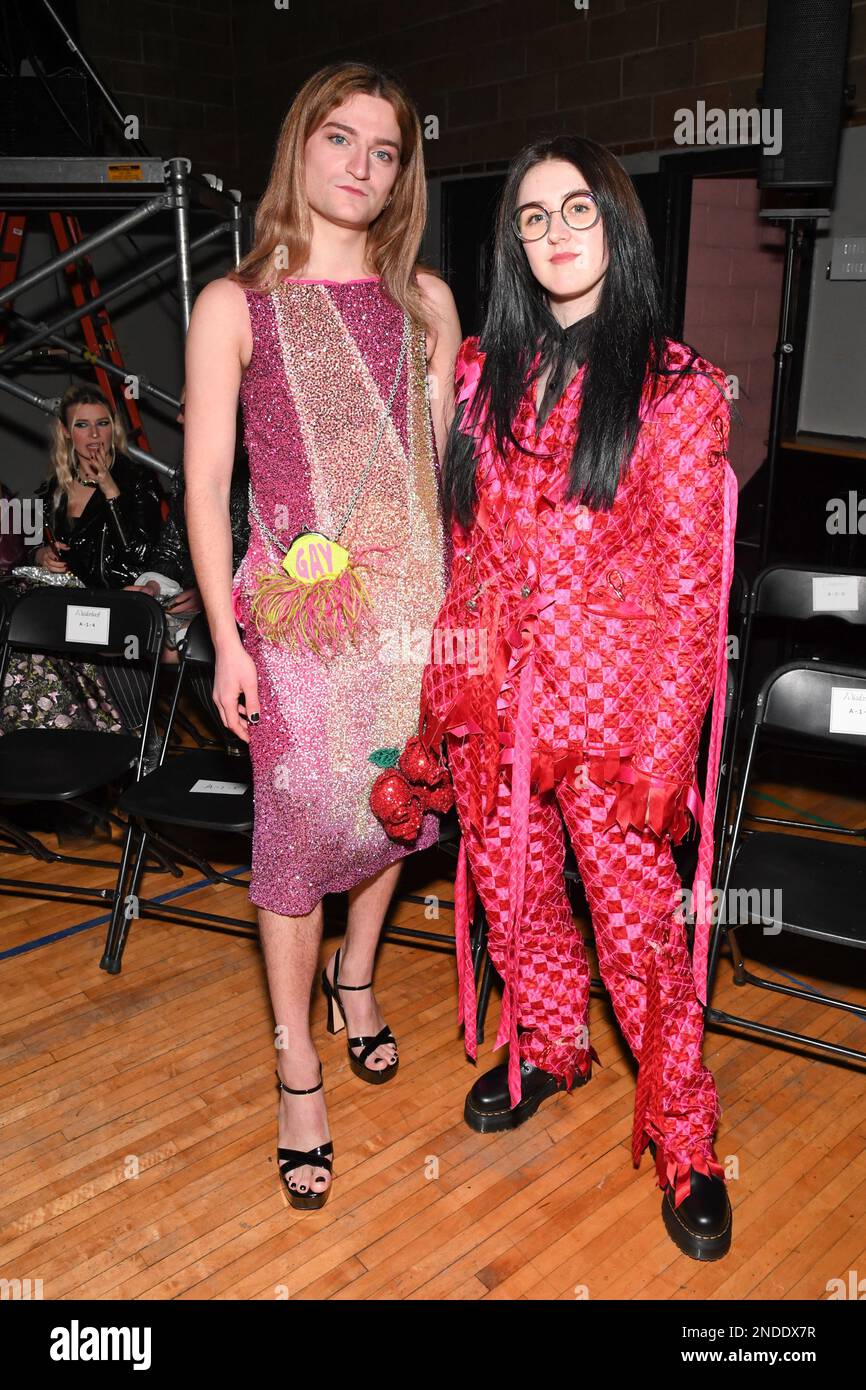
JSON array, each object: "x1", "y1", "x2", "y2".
[{"x1": 369, "y1": 747, "x2": 401, "y2": 768}]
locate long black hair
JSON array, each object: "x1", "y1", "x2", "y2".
[{"x1": 446, "y1": 135, "x2": 690, "y2": 530}]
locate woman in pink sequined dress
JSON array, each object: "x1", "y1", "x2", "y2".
[
  {"x1": 402, "y1": 137, "x2": 738, "y2": 1260},
  {"x1": 184, "y1": 63, "x2": 460, "y2": 1209}
]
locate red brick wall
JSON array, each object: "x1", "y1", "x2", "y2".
[
  {"x1": 76, "y1": 0, "x2": 866, "y2": 194},
  {"x1": 682, "y1": 178, "x2": 786, "y2": 488}
]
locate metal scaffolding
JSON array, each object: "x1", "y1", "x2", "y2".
[{"x1": 0, "y1": 154, "x2": 246, "y2": 481}]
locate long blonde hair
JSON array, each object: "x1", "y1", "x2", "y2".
[
  {"x1": 49, "y1": 385, "x2": 128, "y2": 497},
  {"x1": 228, "y1": 61, "x2": 439, "y2": 331}
]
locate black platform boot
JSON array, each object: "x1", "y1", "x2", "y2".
[
  {"x1": 464, "y1": 1055, "x2": 590, "y2": 1134},
  {"x1": 649, "y1": 1140, "x2": 732, "y2": 1261}
]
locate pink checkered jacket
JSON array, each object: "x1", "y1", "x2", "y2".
[{"x1": 419, "y1": 334, "x2": 738, "y2": 1018}]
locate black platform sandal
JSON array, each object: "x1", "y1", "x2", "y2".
[
  {"x1": 275, "y1": 1066, "x2": 333, "y2": 1211},
  {"x1": 321, "y1": 947, "x2": 399, "y2": 1086}
]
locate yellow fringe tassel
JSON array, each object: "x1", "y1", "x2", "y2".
[{"x1": 249, "y1": 560, "x2": 374, "y2": 658}]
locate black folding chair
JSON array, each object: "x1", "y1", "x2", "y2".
[
  {"x1": 719, "y1": 564, "x2": 866, "y2": 871},
  {"x1": 0, "y1": 581, "x2": 15, "y2": 648},
  {"x1": 99, "y1": 611, "x2": 255, "y2": 973},
  {"x1": 706, "y1": 661, "x2": 866, "y2": 1064},
  {"x1": 729, "y1": 567, "x2": 747, "y2": 643},
  {"x1": 715, "y1": 568, "x2": 747, "y2": 863},
  {"x1": 0, "y1": 586, "x2": 167, "y2": 907}
]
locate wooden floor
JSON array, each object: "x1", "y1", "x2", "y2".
[{"x1": 1, "y1": 769, "x2": 865, "y2": 1301}]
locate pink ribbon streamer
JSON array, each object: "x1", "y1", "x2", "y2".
[
  {"x1": 691, "y1": 462, "x2": 739, "y2": 1007},
  {"x1": 454, "y1": 836, "x2": 479, "y2": 1057},
  {"x1": 496, "y1": 647, "x2": 535, "y2": 1107},
  {"x1": 656, "y1": 1143, "x2": 726, "y2": 1208}
]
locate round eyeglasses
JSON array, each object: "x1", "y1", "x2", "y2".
[{"x1": 512, "y1": 189, "x2": 601, "y2": 242}]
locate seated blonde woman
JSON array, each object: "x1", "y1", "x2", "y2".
[{"x1": 2, "y1": 387, "x2": 165, "y2": 835}]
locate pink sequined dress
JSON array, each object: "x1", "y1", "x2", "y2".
[{"x1": 233, "y1": 275, "x2": 449, "y2": 916}]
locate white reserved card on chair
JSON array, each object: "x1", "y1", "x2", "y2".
[
  {"x1": 65, "y1": 604, "x2": 110, "y2": 645},
  {"x1": 189, "y1": 779, "x2": 249, "y2": 795},
  {"x1": 812, "y1": 576, "x2": 859, "y2": 612},
  {"x1": 829, "y1": 686, "x2": 866, "y2": 736}
]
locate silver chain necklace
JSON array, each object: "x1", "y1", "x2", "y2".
[{"x1": 248, "y1": 311, "x2": 410, "y2": 557}]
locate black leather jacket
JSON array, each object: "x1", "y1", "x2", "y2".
[
  {"x1": 29, "y1": 452, "x2": 165, "y2": 589},
  {"x1": 145, "y1": 454, "x2": 250, "y2": 589}
]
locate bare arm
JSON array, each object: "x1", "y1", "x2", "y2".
[
  {"x1": 418, "y1": 272, "x2": 462, "y2": 463},
  {"x1": 183, "y1": 277, "x2": 259, "y2": 741}
]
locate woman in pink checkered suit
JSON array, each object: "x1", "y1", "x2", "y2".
[{"x1": 372, "y1": 135, "x2": 738, "y2": 1261}]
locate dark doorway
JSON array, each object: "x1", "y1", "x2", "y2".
[{"x1": 440, "y1": 174, "x2": 506, "y2": 338}]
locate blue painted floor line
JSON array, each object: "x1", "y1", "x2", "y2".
[
  {"x1": 0, "y1": 864, "x2": 251, "y2": 961},
  {"x1": 749, "y1": 788, "x2": 853, "y2": 832},
  {"x1": 7, "y1": 845, "x2": 864, "y2": 1036}
]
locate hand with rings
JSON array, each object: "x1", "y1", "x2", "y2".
[{"x1": 77, "y1": 441, "x2": 120, "y2": 499}]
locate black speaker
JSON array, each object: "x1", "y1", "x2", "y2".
[{"x1": 758, "y1": 0, "x2": 852, "y2": 191}]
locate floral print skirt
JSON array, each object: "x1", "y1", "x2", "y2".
[
  {"x1": 1, "y1": 648, "x2": 125, "y2": 735},
  {"x1": 0, "y1": 576, "x2": 125, "y2": 736}
]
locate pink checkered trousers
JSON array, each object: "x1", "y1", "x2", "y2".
[{"x1": 419, "y1": 335, "x2": 738, "y2": 1206}]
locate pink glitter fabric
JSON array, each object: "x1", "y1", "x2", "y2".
[
  {"x1": 420, "y1": 334, "x2": 737, "y2": 1203},
  {"x1": 234, "y1": 277, "x2": 448, "y2": 915}
]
